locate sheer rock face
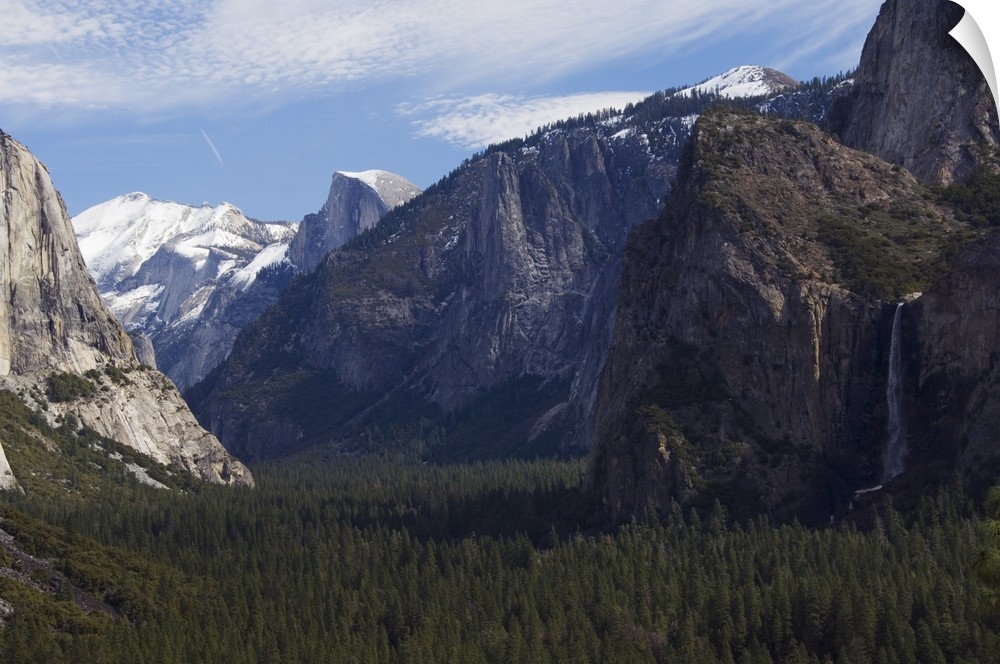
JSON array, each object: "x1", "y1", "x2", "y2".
[
  {"x1": 287, "y1": 170, "x2": 422, "y2": 274},
  {"x1": 0, "y1": 132, "x2": 252, "y2": 488},
  {"x1": 0, "y1": 135, "x2": 135, "y2": 376},
  {"x1": 193, "y1": 77, "x2": 851, "y2": 462},
  {"x1": 194, "y1": 126, "x2": 675, "y2": 461},
  {"x1": 587, "y1": 0, "x2": 1000, "y2": 524},
  {"x1": 836, "y1": 0, "x2": 999, "y2": 184},
  {"x1": 128, "y1": 332, "x2": 157, "y2": 369},
  {"x1": 585, "y1": 112, "x2": 960, "y2": 522}
]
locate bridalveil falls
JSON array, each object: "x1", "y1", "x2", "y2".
[{"x1": 882, "y1": 303, "x2": 906, "y2": 482}]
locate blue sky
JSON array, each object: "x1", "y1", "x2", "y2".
[{"x1": 1, "y1": 0, "x2": 885, "y2": 222}]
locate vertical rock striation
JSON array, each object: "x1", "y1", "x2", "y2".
[
  {"x1": 587, "y1": 0, "x2": 1000, "y2": 524},
  {"x1": 909, "y1": 232, "x2": 1000, "y2": 495},
  {"x1": 0, "y1": 131, "x2": 252, "y2": 488},
  {"x1": 0, "y1": 133, "x2": 135, "y2": 376},
  {"x1": 193, "y1": 123, "x2": 678, "y2": 460}
]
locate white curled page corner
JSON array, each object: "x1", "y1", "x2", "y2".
[{"x1": 949, "y1": 1, "x2": 1000, "y2": 115}]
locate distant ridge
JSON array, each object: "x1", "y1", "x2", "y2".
[
  {"x1": 676, "y1": 65, "x2": 797, "y2": 99},
  {"x1": 73, "y1": 194, "x2": 297, "y2": 389}
]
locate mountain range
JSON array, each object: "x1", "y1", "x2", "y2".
[
  {"x1": 181, "y1": 0, "x2": 998, "y2": 525},
  {"x1": 0, "y1": 0, "x2": 995, "y2": 529},
  {"x1": 73, "y1": 171, "x2": 421, "y2": 390},
  {"x1": 1, "y1": 0, "x2": 1000, "y2": 659},
  {"x1": 185, "y1": 70, "x2": 853, "y2": 465}
]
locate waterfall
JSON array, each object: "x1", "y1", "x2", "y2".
[{"x1": 882, "y1": 303, "x2": 906, "y2": 482}]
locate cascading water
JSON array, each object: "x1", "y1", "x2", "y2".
[{"x1": 882, "y1": 302, "x2": 906, "y2": 482}]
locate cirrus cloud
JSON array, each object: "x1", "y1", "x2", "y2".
[
  {"x1": 0, "y1": 0, "x2": 882, "y2": 114},
  {"x1": 399, "y1": 92, "x2": 652, "y2": 149}
]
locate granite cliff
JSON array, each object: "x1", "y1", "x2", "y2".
[
  {"x1": 584, "y1": 109, "x2": 973, "y2": 521},
  {"x1": 191, "y1": 71, "x2": 846, "y2": 461},
  {"x1": 288, "y1": 170, "x2": 422, "y2": 274},
  {"x1": 907, "y1": 231, "x2": 1000, "y2": 495},
  {"x1": 834, "y1": 0, "x2": 999, "y2": 184},
  {"x1": 0, "y1": 131, "x2": 252, "y2": 488},
  {"x1": 587, "y1": 0, "x2": 1000, "y2": 523},
  {"x1": 192, "y1": 117, "x2": 681, "y2": 460}
]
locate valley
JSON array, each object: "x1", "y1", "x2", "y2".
[{"x1": 0, "y1": 0, "x2": 998, "y2": 660}]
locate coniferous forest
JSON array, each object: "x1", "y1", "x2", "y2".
[
  {"x1": 0, "y1": 444, "x2": 994, "y2": 663},
  {"x1": 2, "y1": 2, "x2": 999, "y2": 661}
]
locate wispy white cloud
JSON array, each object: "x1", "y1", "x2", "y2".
[
  {"x1": 0, "y1": 0, "x2": 882, "y2": 113},
  {"x1": 1, "y1": 0, "x2": 112, "y2": 46},
  {"x1": 399, "y1": 92, "x2": 651, "y2": 149}
]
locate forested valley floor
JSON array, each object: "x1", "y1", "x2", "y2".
[{"x1": 0, "y1": 448, "x2": 993, "y2": 663}]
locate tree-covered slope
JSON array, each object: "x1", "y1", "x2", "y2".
[{"x1": 0, "y1": 452, "x2": 993, "y2": 662}]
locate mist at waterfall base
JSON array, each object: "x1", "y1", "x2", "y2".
[{"x1": 882, "y1": 303, "x2": 907, "y2": 482}]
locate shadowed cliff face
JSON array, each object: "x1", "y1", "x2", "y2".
[
  {"x1": 585, "y1": 110, "x2": 969, "y2": 523},
  {"x1": 835, "y1": 0, "x2": 999, "y2": 184},
  {"x1": 0, "y1": 131, "x2": 252, "y2": 488},
  {"x1": 191, "y1": 74, "x2": 861, "y2": 462},
  {"x1": 587, "y1": 0, "x2": 1000, "y2": 525}
]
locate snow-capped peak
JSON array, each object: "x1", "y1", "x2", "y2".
[
  {"x1": 676, "y1": 65, "x2": 797, "y2": 99},
  {"x1": 73, "y1": 194, "x2": 294, "y2": 289},
  {"x1": 334, "y1": 170, "x2": 422, "y2": 209},
  {"x1": 337, "y1": 169, "x2": 395, "y2": 190}
]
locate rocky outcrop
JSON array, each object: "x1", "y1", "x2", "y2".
[
  {"x1": 585, "y1": 110, "x2": 966, "y2": 522},
  {"x1": 129, "y1": 332, "x2": 157, "y2": 369},
  {"x1": 0, "y1": 132, "x2": 252, "y2": 488},
  {"x1": 835, "y1": 0, "x2": 999, "y2": 184},
  {"x1": 43, "y1": 371, "x2": 253, "y2": 486},
  {"x1": 74, "y1": 194, "x2": 296, "y2": 390},
  {"x1": 287, "y1": 170, "x2": 422, "y2": 273},
  {"x1": 0, "y1": 442, "x2": 19, "y2": 492}
]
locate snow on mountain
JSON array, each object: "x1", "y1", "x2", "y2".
[
  {"x1": 339, "y1": 169, "x2": 404, "y2": 192},
  {"x1": 74, "y1": 193, "x2": 294, "y2": 292},
  {"x1": 72, "y1": 194, "x2": 297, "y2": 385},
  {"x1": 229, "y1": 242, "x2": 290, "y2": 290},
  {"x1": 676, "y1": 65, "x2": 797, "y2": 99},
  {"x1": 73, "y1": 176, "x2": 417, "y2": 390}
]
